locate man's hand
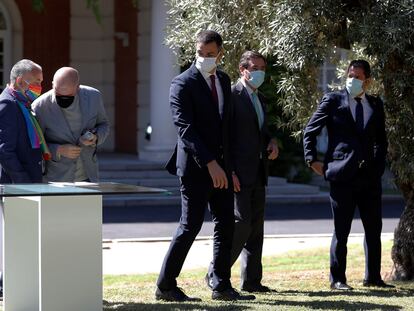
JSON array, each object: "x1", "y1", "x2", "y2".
[
  {"x1": 267, "y1": 140, "x2": 279, "y2": 160},
  {"x1": 232, "y1": 172, "x2": 241, "y2": 192},
  {"x1": 57, "y1": 144, "x2": 81, "y2": 159},
  {"x1": 310, "y1": 161, "x2": 324, "y2": 176},
  {"x1": 79, "y1": 133, "x2": 97, "y2": 146},
  {"x1": 207, "y1": 160, "x2": 228, "y2": 189}
]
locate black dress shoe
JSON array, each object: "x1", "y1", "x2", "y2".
[
  {"x1": 212, "y1": 288, "x2": 256, "y2": 301},
  {"x1": 204, "y1": 273, "x2": 213, "y2": 289},
  {"x1": 363, "y1": 280, "x2": 395, "y2": 288},
  {"x1": 155, "y1": 287, "x2": 201, "y2": 302},
  {"x1": 330, "y1": 282, "x2": 353, "y2": 290},
  {"x1": 241, "y1": 284, "x2": 274, "y2": 293}
]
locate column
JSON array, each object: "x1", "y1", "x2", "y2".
[
  {"x1": 139, "y1": 0, "x2": 177, "y2": 162},
  {"x1": 70, "y1": 0, "x2": 115, "y2": 151}
]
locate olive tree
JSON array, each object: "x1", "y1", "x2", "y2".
[{"x1": 165, "y1": 0, "x2": 414, "y2": 280}]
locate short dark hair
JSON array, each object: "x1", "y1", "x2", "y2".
[
  {"x1": 239, "y1": 50, "x2": 266, "y2": 69},
  {"x1": 347, "y1": 59, "x2": 371, "y2": 78},
  {"x1": 196, "y1": 30, "x2": 223, "y2": 49}
]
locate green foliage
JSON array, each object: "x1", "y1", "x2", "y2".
[
  {"x1": 166, "y1": 0, "x2": 272, "y2": 81},
  {"x1": 165, "y1": 0, "x2": 414, "y2": 188},
  {"x1": 86, "y1": 0, "x2": 101, "y2": 24},
  {"x1": 165, "y1": 0, "x2": 414, "y2": 276},
  {"x1": 32, "y1": 0, "x2": 44, "y2": 12},
  {"x1": 261, "y1": 59, "x2": 312, "y2": 181}
]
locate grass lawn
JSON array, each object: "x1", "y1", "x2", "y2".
[{"x1": 103, "y1": 240, "x2": 414, "y2": 310}]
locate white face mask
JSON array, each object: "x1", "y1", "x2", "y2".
[
  {"x1": 346, "y1": 77, "x2": 364, "y2": 97},
  {"x1": 195, "y1": 56, "x2": 217, "y2": 74}
]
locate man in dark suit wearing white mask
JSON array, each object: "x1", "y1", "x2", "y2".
[
  {"x1": 156, "y1": 30, "x2": 255, "y2": 302},
  {"x1": 304, "y1": 60, "x2": 393, "y2": 291}
]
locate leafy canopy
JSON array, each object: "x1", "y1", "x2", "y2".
[{"x1": 166, "y1": 0, "x2": 414, "y2": 186}]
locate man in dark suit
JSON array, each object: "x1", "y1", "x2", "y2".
[
  {"x1": 156, "y1": 30, "x2": 254, "y2": 301},
  {"x1": 206, "y1": 51, "x2": 278, "y2": 293},
  {"x1": 0, "y1": 59, "x2": 45, "y2": 299},
  {"x1": 303, "y1": 59, "x2": 393, "y2": 290}
]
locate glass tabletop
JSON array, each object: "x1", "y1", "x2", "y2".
[{"x1": 0, "y1": 182, "x2": 169, "y2": 197}]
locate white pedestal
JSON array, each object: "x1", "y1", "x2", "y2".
[{"x1": 3, "y1": 195, "x2": 102, "y2": 311}]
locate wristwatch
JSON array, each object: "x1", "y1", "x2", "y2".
[{"x1": 306, "y1": 159, "x2": 314, "y2": 168}]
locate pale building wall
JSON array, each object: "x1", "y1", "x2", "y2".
[
  {"x1": 2, "y1": 0, "x2": 23, "y2": 66},
  {"x1": 139, "y1": 0, "x2": 177, "y2": 161},
  {"x1": 137, "y1": 0, "x2": 151, "y2": 153},
  {"x1": 70, "y1": 0, "x2": 115, "y2": 151}
]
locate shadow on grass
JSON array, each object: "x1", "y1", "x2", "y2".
[
  {"x1": 261, "y1": 298, "x2": 401, "y2": 310},
  {"x1": 103, "y1": 301, "x2": 250, "y2": 311},
  {"x1": 276, "y1": 287, "x2": 414, "y2": 298}
]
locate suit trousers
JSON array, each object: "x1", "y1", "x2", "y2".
[
  {"x1": 157, "y1": 171, "x2": 234, "y2": 292},
  {"x1": 329, "y1": 174, "x2": 383, "y2": 284},
  {"x1": 208, "y1": 165, "x2": 265, "y2": 288}
]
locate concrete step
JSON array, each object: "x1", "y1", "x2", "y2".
[
  {"x1": 102, "y1": 182, "x2": 321, "y2": 208},
  {"x1": 102, "y1": 191, "x2": 331, "y2": 208},
  {"x1": 267, "y1": 184, "x2": 319, "y2": 195},
  {"x1": 98, "y1": 153, "x2": 165, "y2": 171},
  {"x1": 101, "y1": 178, "x2": 180, "y2": 187},
  {"x1": 101, "y1": 174, "x2": 287, "y2": 183},
  {"x1": 100, "y1": 170, "x2": 172, "y2": 179},
  {"x1": 268, "y1": 177, "x2": 287, "y2": 185},
  {"x1": 99, "y1": 162, "x2": 164, "y2": 171},
  {"x1": 101, "y1": 178, "x2": 312, "y2": 191},
  {"x1": 97, "y1": 153, "x2": 322, "y2": 208}
]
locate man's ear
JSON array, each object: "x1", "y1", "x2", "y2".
[
  {"x1": 216, "y1": 48, "x2": 224, "y2": 63},
  {"x1": 15, "y1": 76, "x2": 26, "y2": 89}
]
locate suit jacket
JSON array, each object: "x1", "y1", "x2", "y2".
[
  {"x1": 230, "y1": 81, "x2": 271, "y2": 186},
  {"x1": 0, "y1": 87, "x2": 42, "y2": 183},
  {"x1": 32, "y1": 85, "x2": 110, "y2": 182},
  {"x1": 165, "y1": 64, "x2": 232, "y2": 178},
  {"x1": 303, "y1": 89, "x2": 387, "y2": 182}
]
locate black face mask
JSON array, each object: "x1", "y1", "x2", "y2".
[{"x1": 56, "y1": 95, "x2": 75, "y2": 109}]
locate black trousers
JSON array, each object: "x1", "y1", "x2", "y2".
[
  {"x1": 157, "y1": 172, "x2": 234, "y2": 292},
  {"x1": 208, "y1": 165, "x2": 266, "y2": 288},
  {"x1": 329, "y1": 175, "x2": 383, "y2": 283}
]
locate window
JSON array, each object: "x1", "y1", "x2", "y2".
[{"x1": 318, "y1": 49, "x2": 348, "y2": 93}]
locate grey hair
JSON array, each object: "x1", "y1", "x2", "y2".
[{"x1": 10, "y1": 59, "x2": 42, "y2": 84}]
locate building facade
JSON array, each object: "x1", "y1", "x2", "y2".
[{"x1": 0, "y1": 0, "x2": 177, "y2": 161}]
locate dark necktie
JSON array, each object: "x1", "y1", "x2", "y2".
[
  {"x1": 355, "y1": 97, "x2": 364, "y2": 132},
  {"x1": 210, "y1": 75, "x2": 218, "y2": 107}
]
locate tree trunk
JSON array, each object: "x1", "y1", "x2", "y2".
[
  {"x1": 391, "y1": 182, "x2": 414, "y2": 281},
  {"x1": 383, "y1": 50, "x2": 414, "y2": 281}
]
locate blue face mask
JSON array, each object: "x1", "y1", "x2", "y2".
[
  {"x1": 346, "y1": 77, "x2": 364, "y2": 97},
  {"x1": 247, "y1": 70, "x2": 265, "y2": 89}
]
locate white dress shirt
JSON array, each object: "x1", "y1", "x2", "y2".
[
  {"x1": 198, "y1": 69, "x2": 224, "y2": 118},
  {"x1": 348, "y1": 93, "x2": 373, "y2": 128}
]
